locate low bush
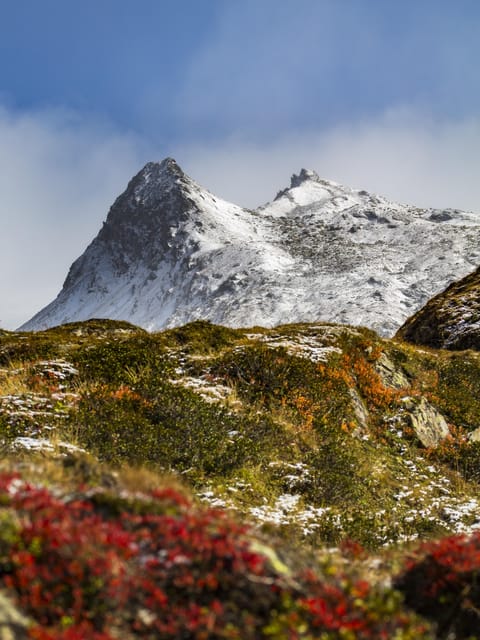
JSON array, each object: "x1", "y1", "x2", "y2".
[
  {"x1": 395, "y1": 531, "x2": 480, "y2": 639},
  {"x1": 212, "y1": 344, "x2": 354, "y2": 429},
  {"x1": 433, "y1": 356, "x2": 480, "y2": 429},
  {"x1": 0, "y1": 335, "x2": 58, "y2": 366},
  {"x1": 74, "y1": 378, "x2": 287, "y2": 479},
  {"x1": 71, "y1": 336, "x2": 172, "y2": 386},
  {"x1": 0, "y1": 472, "x2": 433, "y2": 639},
  {"x1": 160, "y1": 320, "x2": 242, "y2": 354},
  {"x1": 0, "y1": 413, "x2": 25, "y2": 444},
  {"x1": 302, "y1": 422, "x2": 370, "y2": 508}
]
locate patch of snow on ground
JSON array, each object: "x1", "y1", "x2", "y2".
[
  {"x1": 0, "y1": 360, "x2": 80, "y2": 454},
  {"x1": 196, "y1": 490, "x2": 232, "y2": 509},
  {"x1": 245, "y1": 333, "x2": 342, "y2": 363},
  {"x1": 12, "y1": 437, "x2": 85, "y2": 454},
  {"x1": 172, "y1": 375, "x2": 234, "y2": 404}
]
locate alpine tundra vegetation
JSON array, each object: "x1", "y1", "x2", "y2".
[{"x1": 1, "y1": 318, "x2": 480, "y2": 637}]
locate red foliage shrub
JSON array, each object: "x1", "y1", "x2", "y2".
[
  {"x1": 395, "y1": 531, "x2": 480, "y2": 639},
  {"x1": 338, "y1": 538, "x2": 366, "y2": 559},
  {"x1": 0, "y1": 472, "x2": 432, "y2": 639}
]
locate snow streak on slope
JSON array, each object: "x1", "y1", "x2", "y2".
[{"x1": 20, "y1": 159, "x2": 480, "y2": 335}]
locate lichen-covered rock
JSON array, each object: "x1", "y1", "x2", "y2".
[
  {"x1": 402, "y1": 397, "x2": 450, "y2": 448},
  {"x1": 375, "y1": 352, "x2": 410, "y2": 389},
  {"x1": 468, "y1": 427, "x2": 480, "y2": 442},
  {"x1": 349, "y1": 387, "x2": 369, "y2": 432}
]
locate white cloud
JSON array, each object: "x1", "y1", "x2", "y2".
[
  {"x1": 0, "y1": 106, "x2": 148, "y2": 329},
  {"x1": 178, "y1": 111, "x2": 480, "y2": 213}
]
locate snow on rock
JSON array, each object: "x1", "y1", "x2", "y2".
[
  {"x1": 245, "y1": 331, "x2": 342, "y2": 362},
  {"x1": 20, "y1": 158, "x2": 480, "y2": 336},
  {"x1": 11, "y1": 437, "x2": 85, "y2": 454}
]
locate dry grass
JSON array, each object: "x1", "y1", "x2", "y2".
[
  {"x1": 0, "y1": 362, "x2": 33, "y2": 396},
  {"x1": 118, "y1": 464, "x2": 189, "y2": 497}
]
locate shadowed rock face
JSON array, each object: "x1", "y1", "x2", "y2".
[
  {"x1": 19, "y1": 158, "x2": 480, "y2": 335},
  {"x1": 396, "y1": 266, "x2": 480, "y2": 351}
]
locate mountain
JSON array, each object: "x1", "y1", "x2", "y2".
[
  {"x1": 396, "y1": 265, "x2": 480, "y2": 350},
  {"x1": 20, "y1": 158, "x2": 480, "y2": 334}
]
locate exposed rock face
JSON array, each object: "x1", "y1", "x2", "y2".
[
  {"x1": 396, "y1": 266, "x2": 480, "y2": 351},
  {"x1": 348, "y1": 387, "x2": 370, "y2": 433},
  {"x1": 20, "y1": 158, "x2": 480, "y2": 335},
  {"x1": 375, "y1": 352, "x2": 410, "y2": 390},
  {"x1": 468, "y1": 427, "x2": 480, "y2": 443},
  {"x1": 401, "y1": 397, "x2": 450, "y2": 448}
]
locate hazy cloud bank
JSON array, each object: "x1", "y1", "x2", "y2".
[
  {"x1": 181, "y1": 111, "x2": 480, "y2": 212},
  {"x1": 178, "y1": 1, "x2": 480, "y2": 139},
  {"x1": 0, "y1": 107, "x2": 146, "y2": 329}
]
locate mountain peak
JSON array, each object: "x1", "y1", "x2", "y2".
[
  {"x1": 145, "y1": 157, "x2": 184, "y2": 177},
  {"x1": 272, "y1": 169, "x2": 343, "y2": 204},
  {"x1": 133, "y1": 157, "x2": 189, "y2": 191},
  {"x1": 90, "y1": 158, "x2": 205, "y2": 246},
  {"x1": 290, "y1": 168, "x2": 321, "y2": 188},
  {"x1": 110, "y1": 157, "x2": 198, "y2": 217}
]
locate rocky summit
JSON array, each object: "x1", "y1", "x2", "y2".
[{"x1": 20, "y1": 158, "x2": 480, "y2": 335}]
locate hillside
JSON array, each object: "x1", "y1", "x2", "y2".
[
  {"x1": 20, "y1": 159, "x2": 480, "y2": 336},
  {"x1": 397, "y1": 265, "x2": 480, "y2": 350},
  {"x1": 2, "y1": 319, "x2": 480, "y2": 636}
]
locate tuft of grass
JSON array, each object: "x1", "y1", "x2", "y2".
[{"x1": 160, "y1": 319, "x2": 244, "y2": 354}]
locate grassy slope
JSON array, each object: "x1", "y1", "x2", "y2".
[{"x1": 1, "y1": 319, "x2": 480, "y2": 637}]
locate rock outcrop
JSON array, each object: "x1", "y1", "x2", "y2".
[
  {"x1": 396, "y1": 266, "x2": 480, "y2": 350},
  {"x1": 401, "y1": 397, "x2": 450, "y2": 449}
]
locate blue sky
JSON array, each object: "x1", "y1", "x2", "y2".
[{"x1": 1, "y1": 0, "x2": 480, "y2": 327}]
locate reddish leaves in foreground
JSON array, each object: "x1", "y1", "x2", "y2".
[
  {"x1": 396, "y1": 531, "x2": 480, "y2": 639},
  {"x1": 0, "y1": 472, "x2": 430, "y2": 639}
]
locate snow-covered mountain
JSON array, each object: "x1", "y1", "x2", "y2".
[{"x1": 20, "y1": 158, "x2": 480, "y2": 335}]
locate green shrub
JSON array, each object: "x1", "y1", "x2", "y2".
[
  {"x1": 434, "y1": 356, "x2": 480, "y2": 428},
  {"x1": 0, "y1": 414, "x2": 25, "y2": 444},
  {"x1": 160, "y1": 320, "x2": 242, "y2": 354},
  {"x1": 71, "y1": 335, "x2": 173, "y2": 385},
  {"x1": 302, "y1": 422, "x2": 369, "y2": 508},
  {"x1": 212, "y1": 345, "x2": 317, "y2": 406},
  {"x1": 74, "y1": 375, "x2": 288, "y2": 479},
  {"x1": 0, "y1": 335, "x2": 59, "y2": 365}
]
